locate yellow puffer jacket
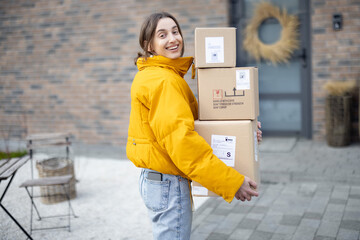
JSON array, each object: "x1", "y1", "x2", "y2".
[{"x1": 126, "y1": 55, "x2": 244, "y2": 202}]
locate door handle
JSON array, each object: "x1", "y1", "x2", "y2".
[{"x1": 300, "y1": 48, "x2": 307, "y2": 68}]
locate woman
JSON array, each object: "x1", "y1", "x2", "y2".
[{"x1": 126, "y1": 12, "x2": 261, "y2": 240}]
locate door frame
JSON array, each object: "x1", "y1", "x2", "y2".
[{"x1": 229, "y1": 0, "x2": 312, "y2": 138}]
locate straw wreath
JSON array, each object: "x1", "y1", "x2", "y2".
[{"x1": 243, "y1": 2, "x2": 300, "y2": 64}]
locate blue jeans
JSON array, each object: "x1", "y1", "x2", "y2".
[{"x1": 139, "y1": 169, "x2": 193, "y2": 240}]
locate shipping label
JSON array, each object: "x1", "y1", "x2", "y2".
[
  {"x1": 205, "y1": 37, "x2": 224, "y2": 63},
  {"x1": 236, "y1": 69, "x2": 251, "y2": 90},
  {"x1": 211, "y1": 134, "x2": 236, "y2": 167}
]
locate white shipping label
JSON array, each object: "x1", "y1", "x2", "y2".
[
  {"x1": 205, "y1": 37, "x2": 224, "y2": 63},
  {"x1": 236, "y1": 69, "x2": 251, "y2": 90},
  {"x1": 254, "y1": 131, "x2": 258, "y2": 162},
  {"x1": 192, "y1": 186, "x2": 208, "y2": 196},
  {"x1": 211, "y1": 135, "x2": 236, "y2": 167}
]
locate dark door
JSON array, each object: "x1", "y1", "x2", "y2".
[{"x1": 231, "y1": 0, "x2": 312, "y2": 138}]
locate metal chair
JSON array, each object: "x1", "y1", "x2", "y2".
[
  {"x1": 20, "y1": 174, "x2": 77, "y2": 233},
  {"x1": 20, "y1": 133, "x2": 78, "y2": 234}
]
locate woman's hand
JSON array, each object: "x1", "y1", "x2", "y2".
[
  {"x1": 235, "y1": 176, "x2": 259, "y2": 201},
  {"x1": 257, "y1": 121, "x2": 262, "y2": 143}
]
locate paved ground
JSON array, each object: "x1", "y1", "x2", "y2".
[
  {"x1": 191, "y1": 138, "x2": 360, "y2": 240},
  {"x1": 1, "y1": 137, "x2": 359, "y2": 240}
]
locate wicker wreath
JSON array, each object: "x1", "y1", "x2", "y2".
[{"x1": 243, "y1": 2, "x2": 300, "y2": 64}]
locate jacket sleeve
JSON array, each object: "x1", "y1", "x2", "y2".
[{"x1": 148, "y1": 77, "x2": 244, "y2": 203}]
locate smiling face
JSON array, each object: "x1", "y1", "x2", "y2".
[{"x1": 149, "y1": 17, "x2": 184, "y2": 59}]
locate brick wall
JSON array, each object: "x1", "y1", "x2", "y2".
[
  {"x1": 0, "y1": 0, "x2": 229, "y2": 146},
  {"x1": 311, "y1": 0, "x2": 360, "y2": 141},
  {"x1": 1, "y1": 0, "x2": 359, "y2": 146}
]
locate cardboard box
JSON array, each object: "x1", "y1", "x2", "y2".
[
  {"x1": 195, "y1": 28, "x2": 236, "y2": 68},
  {"x1": 198, "y1": 67, "x2": 259, "y2": 120},
  {"x1": 192, "y1": 120, "x2": 260, "y2": 197}
]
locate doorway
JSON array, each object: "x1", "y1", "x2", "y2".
[{"x1": 230, "y1": 0, "x2": 312, "y2": 138}]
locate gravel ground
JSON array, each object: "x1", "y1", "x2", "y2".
[{"x1": 0, "y1": 156, "x2": 208, "y2": 240}]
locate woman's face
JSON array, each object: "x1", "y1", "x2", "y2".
[{"x1": 149, "y1": 17, "x2": 183, "y2": 59}]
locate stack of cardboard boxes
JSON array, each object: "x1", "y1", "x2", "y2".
[{"x1": 192, "y1": 28, "x2": 260, "y2": 197}]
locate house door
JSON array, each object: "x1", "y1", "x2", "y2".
[{"x1": 231, "y1": 0, "x2": 312, "y2": 138}]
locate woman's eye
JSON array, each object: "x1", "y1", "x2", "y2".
[
  {"x1": 173, "y1": 30, "x2": 179, "y2": 34},
  {"x1": 159, "y1": 33, "x2": 166, "y2": 38}
]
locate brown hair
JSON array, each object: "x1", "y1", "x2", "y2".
[{"x1": 135, "y1": 12, "x2": 185, "y2": 65}]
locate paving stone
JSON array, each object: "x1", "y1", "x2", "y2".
[
  {"x1": 216, "y1": 200, "x2": 238, "y2": 211},
  {"x1": 328, "y1": 198, "x2": 347, "y2": 204},
  {"x1": 289, "y1": 196, "x2": 313, "y2": 210},
  {"x1": 307, "y1": 197, "x2": 329, "y2": 214},
  {"x1": 340, "y1": 220, "x2": 360, "y2": 231},
  {"x1": 316, "y1": 220, "x2": 341, "y2": 238},
  {"x1": 272, "y1": 198, "x2": 306, "y2": 215},
  {"x1": 194, "y1": 222, "x2": 218, "y2": 234},
  {"x1": 283, "y1": 183, "x2": 301, "y2": 194},
  {"x1": 346, "y1": 198, "x2": 360, "y2": 211},
  {"x1": 270, "y1": 233, "x2": 292, "y2": 240},
  {"x1": 336, "y1": 228, "x2": 360, "y2": 240},
  {"x1": 350, "y1": 186, "x2": 360, "y2": 195},
  {"x1": 326, "y1": 203, "x2": 346, "y2": 212},
  {"x1": 280, "y1": 214, "x2": 302, "y2": 226},
  {"x1": 262, "y1": 212, "x2": 283, "y2": 224},
  {"x1": 265, "y1": 184, "x2": 286, "y2": 194},
  {"x1": 207, "y1": 232, "x2": 229, "y2": 240},
  {"x1": 204, "y1": 214, "x2": 226, "y2": 224},
  {"x1": 246, "y1": 212, "x2": 265, "y2": 221},
  {"x1": 322, "y1": 209, "x2": 344, "y2": 221},
  {"x1": 349, "y1": 194, "x2": 360, "y2": 199},
  {"x1": 303, "y1": 211, "x2": 323, "y2": 220},
  {"x1": 299, "y1": 218, "x2": 321, "y2": 229},
  {"x1": 256, "y1": 192, "x2": 279, "y2": 207},
  {"x1": 213, "y1": 213, "x2": 244, "y2": 235},
  {"x1": 190, "y1": 231, "x2": 209, "y2": 240},
  {"x1": 298, "y1": 183, "x2": 318, "y2": 197},
  {"x1": 212, "y1": 207, "x2": 232, "y2": 216},
  {"x1": 239, "y1": 199, "x2": 258, "y2": 207},
  {"x1": 315, "y1": 184, "x2": 334, "y2": 194},
  {"x1": 275, "y1": 225, "x2": 297, "y2": 235},
  {"x1": 237, "y1": 218, "x2": 261, "y2": 230},
  {"x1": 233, "y1": 205, "x2": 253, "y2": 214},
  {"x1": 228, "y1": 228, "x2": 253, "y2": 240},
  {"x1": 314, "y1": 192, "x2": 333, "y2": 200},
  {"x1": 292, "y1": 227, "x2": 316, "y2": 240},
  {"x1": 331, "y1": 186, "x2": 350, "y2": 200},
  {"x1": 343, "y1": 210, "x2": 360, "y2": 221},
  {"x1": 195, "y1": 204, "x2": 215, "y2": 216},
  {"x1": 256, "y1": 222, "x2": 278, "y2": 233},
  {"x1": 313, "y1": 236, "x2": 335, "y2": 240},
  {"x1": 251, "y1": 206, "x2": 269, "y2": 214},
  {"x1": 249, "y1": 230, "x2": 273, "y2": 240},
  {"x1": 192, "y1": 207, "x2": 213, "y2": 229}
]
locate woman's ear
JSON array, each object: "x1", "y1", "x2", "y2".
[{"x1": 144, "y1": 40, "x2": 152, "y2": 53}]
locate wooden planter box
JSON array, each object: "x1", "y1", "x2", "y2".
[{"x1": 325, "y1": 95, "x2": 352, "y2": 146}]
